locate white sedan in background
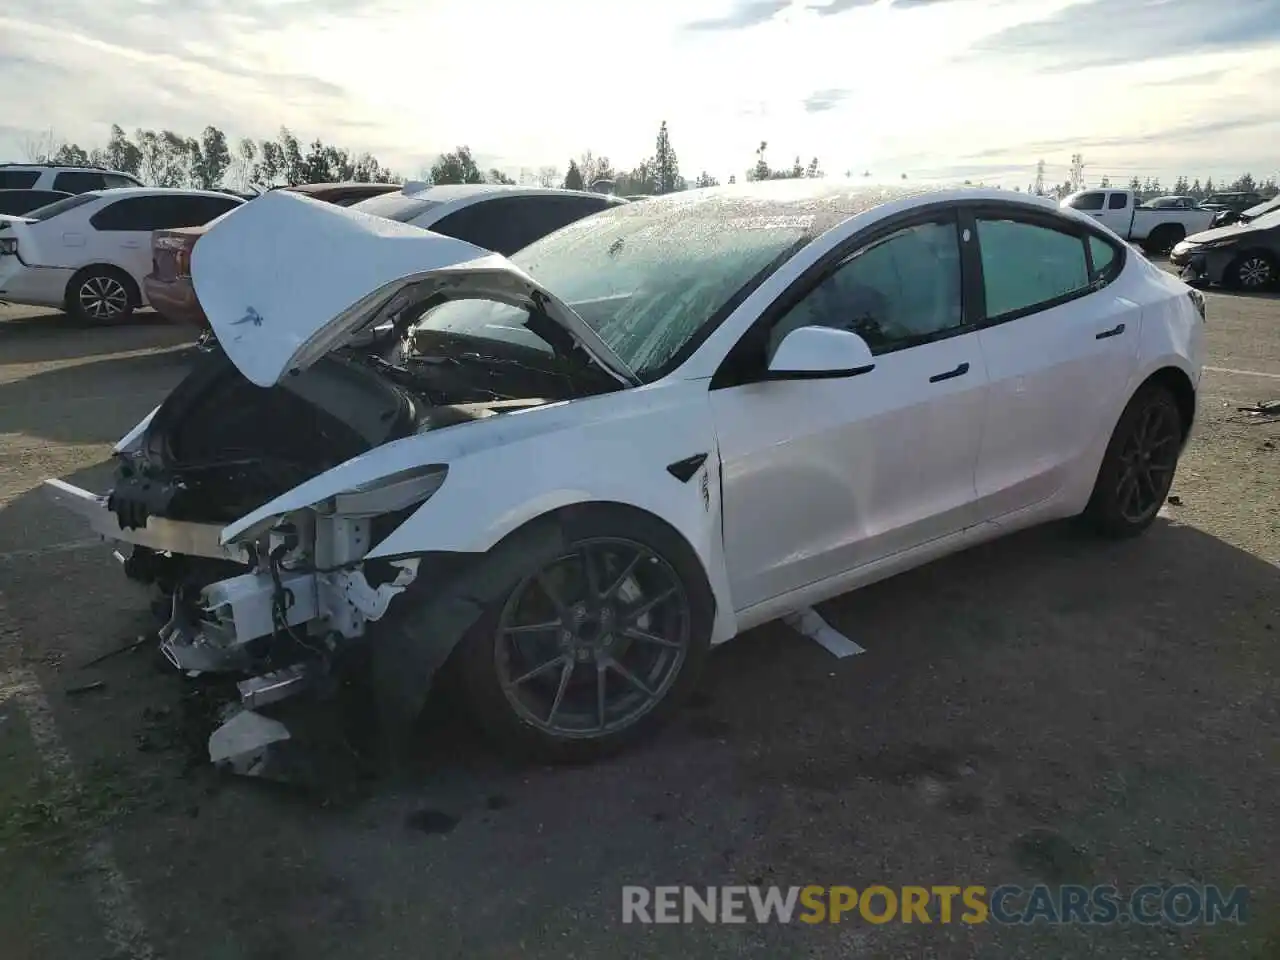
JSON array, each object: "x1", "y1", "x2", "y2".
[
  {"x1": 0, "y1": 187, "x2": 242, "y2": 321},
  {"x1": 45, "y1": 183, "x2": 1204, "y2": 770}
]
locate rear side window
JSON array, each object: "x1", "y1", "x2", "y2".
[
  {"x1": 26, "y1": 193, "x2": 99, "y2": 221},
  {"x1": 91, "y1": 195, "x2": 240, "y2": 231},
  {"x1": 1069, "y1": 192, "x2": 1104, "y2": 211},
  {"x1": 1088, "y1": 235, "x2": 1119, "y2": 281},
  {"x1": 432, "y1": 195, "x2": 614, "y2": 255},
  {"x1": 103, "y1": 173, "x2": 141, "y2": 189},
  {"x1": 976, "y1": 217, "x2": 1090, "y2": 320},
  {"x1": 53, "y1": 171, "x2": 108, "y2": 193},
  {"x1": 0, "y1": 171, "x2": 40, "y2": 189},
  {"x1": 1107, "y1": 193, "x2": 1127, "y2": 210}
]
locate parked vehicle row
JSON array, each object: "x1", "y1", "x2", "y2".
[
  {"x1": 1062, "y1": 188, "x2": 1216, "y2": 253},
  {"x1": 44, "y1": 181, "x2": 1205, "y2": 768},
  {"x1": 0, "y1": 187, "x2": 245, "y2": 321},
  {"x1": 150, "y1": 180, "x2": 623, "y2": 327}
]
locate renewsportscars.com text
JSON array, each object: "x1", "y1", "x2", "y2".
[{"x1": 621, "y1": 884, "x2": 1249, "y2": 925}]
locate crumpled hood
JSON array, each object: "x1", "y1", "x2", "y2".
[{"x1": 190, "y1": 189, "x2": 635, "y2": 388}]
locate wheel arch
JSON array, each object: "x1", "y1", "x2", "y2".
[{"x1": 1142, "y1": 365, "x2": 1196, "y2": 441}]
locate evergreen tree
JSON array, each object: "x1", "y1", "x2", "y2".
[
  {"x1": 651, "y1": 121, "x2": 680, "y2": 194},
  {"x1": 564, "y1": 159, "x2": 584, "y2": 191}
]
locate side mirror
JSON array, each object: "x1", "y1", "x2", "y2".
[{"x1": 766, "y1": 325, "x2": 876, "y2": 379}]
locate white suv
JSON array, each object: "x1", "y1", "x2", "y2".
[
  {"x1": 0, "y1": 163, "x2": 144, "y2": 193},
  {"x1": 0, "y1": 187, "x2": 243, "y2": 322}
]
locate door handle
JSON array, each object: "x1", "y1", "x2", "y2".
[
  {"x1": 1095, "y1": 322, "x2": 1125, "y2": 340},
  {"x1": 929, "y1": 362, "x2": 969, "y2": 383}
]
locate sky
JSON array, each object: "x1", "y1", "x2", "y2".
[{"x1": 2, "y1": 0, "x2": 1279, "y2": 188}]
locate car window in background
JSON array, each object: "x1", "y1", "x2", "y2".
[
  {"x1": 52, "y1": 171, "x2": 108, "y2": 192},
  {"x1": 432, "y1": 195, "x2": 614, "y2": 255},
  {"x1": 349, "y1": 193, "x2": 445, "y2": 223},
  {"x1": 103, "y1": 173, "x2": 140, "y2": 189},
  {"x1": 977, "y1": 217, "x2": 1090, "y2": 319},
  {"x1": 0, "y1": 190, "x2": 69, "y2": 216},
  {"x1": 0, "y1": 171, "x2": 40, "y2": 189},
  {"x1": 1069, "y1": 192, "x2": 1105, "y2": 211},
  {"x1": 1108, "y1": 193, "x2": 1127, "y2": 209},
  {"x1": 25, "y1": 193, "x2": 100, "y2": 221},
  {"x1": 1240, "y1": 197, "x2": 1280, "y2": 222},
  {"x1": 768, "y1": 218, "x2": 963, "y2": 357}
]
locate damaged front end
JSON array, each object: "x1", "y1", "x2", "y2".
[{"x1": 47, "y1": 454, "x2": 436, "y2": 777}]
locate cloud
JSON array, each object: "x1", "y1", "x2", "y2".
[
  {"x1": 806, "y1": 0, "x2": 956, "y2": 14},
  {"x1": 685, "y1": 0, "x2": 793, "y2": 31},
  {"x1": 803, "y1": 88, "x2": 852, "y2": 112},
  {"x1": 972, "y1": 0, "x2": 1280, "y2": 70}
]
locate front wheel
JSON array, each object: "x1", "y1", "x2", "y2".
[
  {"x1": 450, "y1": 507, "x2": 714, "y2": 762},
  {"x1": 1083, "y1": 384, "x2": 1184, "y2": 538},
  {"x1": 1228, "y1": 252, "x2": 1276, "y2": 291}
]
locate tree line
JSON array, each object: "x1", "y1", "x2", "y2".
[
  {"x1": 24, "y1": 121, "x2": 825, "y2": 195},
  {"x1": 25, "y1": 123, "x2": 1272, "y2": 201}
]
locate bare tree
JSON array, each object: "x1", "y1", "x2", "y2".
[
  {"x1": 536, "y1": 165, "x2": 560, "y2": 187},
  {"x1": 21, "y1": 129, "x2": 62, "y2": 163}
]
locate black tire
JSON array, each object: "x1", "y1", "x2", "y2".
[
  {"x1": 1143, "y1": 224, "x2": 1184, "y2": 256},
  {"x1": 1083, "y1": 383, "x2": 1184, "y2": 538},
  {"x1": 1227, "y1": 251, "x2": 1276, "y2": 291},
  {"x1": 447, "y1": 504, "x2": 715, "y2": 763},
  {"x1": 65, "y1": 265, "x2": 137, "y2": 323}
]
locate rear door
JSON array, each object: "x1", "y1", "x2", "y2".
[{"x1": 970, "y1": 205, "x2": 1138, "y2": 520}]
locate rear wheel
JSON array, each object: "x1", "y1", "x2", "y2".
[
  {"x1": 1228, "y1": 252, "x2": 1276, "y2": 291},
  {"x1": 1143, "y1": 224, "x2": 1184, "y2": 256},
  {"x1": 1083, "y1": 384, "x2": 1184, "y2": 538},
  {"x1": 450, "y1": 506, "x2": 714, "y2": 762},
  {"x1": 66, "y1": 266, "x2": 136, "y2": 323}
]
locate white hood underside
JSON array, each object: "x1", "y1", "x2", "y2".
[{"x1": 190, "y1": 189, "x2": 633, "y2": 388}]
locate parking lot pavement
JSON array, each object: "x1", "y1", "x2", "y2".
[{"x1": 1, "y1": 291, "x2": 1278, "y2": 960}]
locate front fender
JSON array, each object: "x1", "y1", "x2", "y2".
[{"x1": 223, "y1": 379, "x2": 739, "y2": 644}]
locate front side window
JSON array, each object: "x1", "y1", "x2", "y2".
[
  {"x1": 977, "y1": 217, "x2": 1089, "y2": 319},
  {"x1": 1069, "y1": 192, "x2": 1105, "y2": 211},
  {"x1": 767, "y1": 219, "x2": 964, "y2": 358},
  {"x1": 411, "y1": 199, "x2": 814, "y2": 378}
]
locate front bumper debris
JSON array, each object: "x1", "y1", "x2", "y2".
[{"x1": 44, "y1": 477, "x2": 421, "y2": 780}]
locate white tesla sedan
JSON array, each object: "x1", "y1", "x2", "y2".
[{"x1": 45, "y1": 181, "x2": 1204, "y2": 767}]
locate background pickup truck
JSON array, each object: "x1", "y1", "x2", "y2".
[{"x1": 1061, "y1": 188, "x2": 1215, "y2": 254}]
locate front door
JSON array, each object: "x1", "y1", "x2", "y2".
[{"x1": 710, "y1": 213, "x2": 989, "y2": 611}]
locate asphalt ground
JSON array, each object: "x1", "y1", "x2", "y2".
[{"x1": 0, "y1": 273, "x2": 1277, "y2": 960}]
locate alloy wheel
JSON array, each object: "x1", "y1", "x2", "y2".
[
  {"x1": 1115, "y1": 402, "x2": 1181, "y2": 523},
  {"x1": 79, "y1": 275, "x2": 129, "y2": 320},
  {"x1": 1237, "y1": 256, "x2": 1273, "y2": 289},
  {"x1": 494, "y1": 537, "x2": 691, "y2": 739}
]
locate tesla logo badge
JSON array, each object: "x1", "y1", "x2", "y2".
[
  {"x1": 700, "y1": 470, "x2": 710, "y2": 512},
  {"x1": 232, "y1": 306, "x2": 263, "y2": 327}
]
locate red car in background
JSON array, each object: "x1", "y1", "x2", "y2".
[{"x1": 144, "y1": 181, "x2": 401, "y2": 328}]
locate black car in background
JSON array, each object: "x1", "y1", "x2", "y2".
[
  {"x1": 1170, "y1": 199, "x2": 1280, "y2": 291},
  {"x1": 0, "y1": 188, "x2": 73, "y2": 216}
]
